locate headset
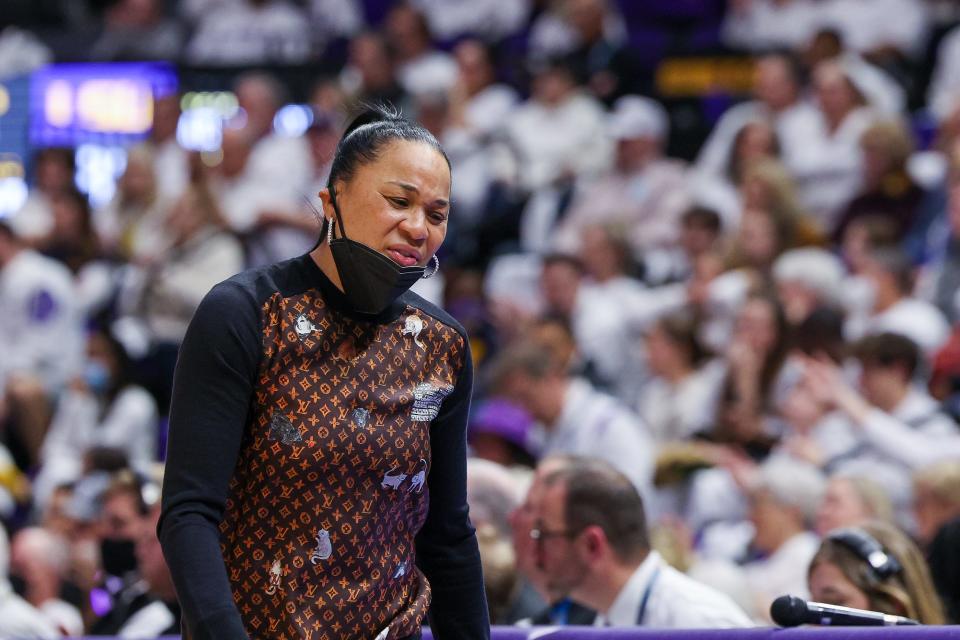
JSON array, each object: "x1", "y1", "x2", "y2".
[{"x1": 827, "y1": 527, "x2": 903, "y2": 581}]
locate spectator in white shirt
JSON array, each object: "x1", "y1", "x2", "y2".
[
  {"x1": 89, "y1": 0, "x2": 184, "y2": 62},
  {"x1": 845, "y1": 247, "x2": 950, "y2": 358},
  {"x1": 928, "y1": 24, "x2": 960, "y2": 122},
  {"x1": 185, "y1": 0, "x2": 312, "y2": 65},
  {"x1": 532, "y1": 457, "x2": 753, "y2": 628},
  {"x1": 147, "y1": 92, "x2": 189, "y2": 203},
  {"x1": 722, "y1": 0, "x2": 819, "y2": 52},
  {"x1": 338, "y1": 31, "x2": 409, "y2": 110},
  {"x1": 490, "y1": 341, "x2": 654, "y2": 498},
  {"x1": 639, "y1": 311, "x2": 725, "y2": 443},
  {"x1": 717, "y1": 455, "x2": 825, "y2": 621},
  {"x1": 794, "y1": 58, "x2": 880, "y2": 224},
  {"x1": 551, "y1": 95, "x2": 690, "y2": 257},
  {"x1": 0, "y1": 222, "x2": 83, "y2": 468},
  {"x1": 814, "y1": 473, "x2": 894, "y2": 537},
  {"x1": 34, "y1": 328, "x2": 158, "y2": 510},
  {"x1": 411, "y1": 0, "x2": 529, "y2": 42},
  {"x1": 448, "y1": 39, "x2": 518, "y2": 144},
  {"x1": 501, "y1": 57, "x2": 610, "y2": 194},
  {"x1": 538, "y1": 249, "x2": 686, "y2": 402},
  {"x1": 9, "y1": 527, "x2": 84, "y2": 637},
  {"x1": 695, "y1": 53, "x2": 821, "y2": 194},
  {"x1": 815, "y1": 0, "x2": 930, "y2": 63},
  {"x1": 228, "y1": 73, "x2": 312, "y2": 262},
  {"x1": 803, "y1": 334, "x2": 960, "y2": 479},
  {"x1": 95, "y1": 145, "x2": 171, "y2": 263},
  {"x1": 0, "y1": 525, "x2": 59, "y2": 640},
  {"x1": 384, "y1": 2, "x2": 458, "y2": 97},
  {"x1": 643, "y1": 206, "x2": 724, "y2": 287},
  {"x1": 8, "y1": 148, "x2": 75, "y2": 243}
]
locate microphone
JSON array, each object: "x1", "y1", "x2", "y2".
[{"x1": 770, "y1": 595, "x2": 920, "y2": 627}]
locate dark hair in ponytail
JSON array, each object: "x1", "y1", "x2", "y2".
[{"x1": 320, "y1": 102, "x2": 449, "y2": 240}]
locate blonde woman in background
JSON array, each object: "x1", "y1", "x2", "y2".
[{"x1": 808, "y1": 521, "x2": 945, "y2": 624}]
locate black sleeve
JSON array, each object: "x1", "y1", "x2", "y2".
[
  {"x1": 415, "y1": 335, "x2": 490, "y2": 639},
  {"x1": 158, "y1": 281, "x2": 261, "y2": 640}
]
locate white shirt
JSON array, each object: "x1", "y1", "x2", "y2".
[
  {"x1": 412, "y1": 0, "x2": 529, "y2": 41},
  {"x1": 638, "y1": 360, "x2": 727, "y2": 443},
  {"x1": 845, "y1": 296, "x2": 951, "y2": 360},
  {"x1": 540, "y1": 378, "x2": 655, "y2": 498},
  {"x1": 131, "y1": 229, "x2": 245, "y2": 344},
  {"x1": 0, "y1": 250, "x2": 83, "y2": 393},
  {"x1": 8, "y1": 192, "x2": 53, "y2": 240},
  {"x1": 0, "y1": 581, "x2": 60, "y2": 640},
  {"x1": 695, "y1": 100, "x2": 822, "y2": 186},
  {"x1": 397, "y1": 50, "x2": 459, "y2": 96},
  {"x1": 722, "y1": 0, "x2": 819, "y2": 52},
  {"x1": 928, "y1": 25, "x2": 960, "y2": 120},
  {"x1": 859, "y1": 387, "x2": 960, "y2": 470},
  {"x1": 185, "y1": 1, "x2": 312, "y2": 65},
  {"x1": 504, "y1": 92, "x2": 611, "y2": 192},
  {"x1": 815, "y1": 0, "x2": 929, "y2": 59},
  {"x1": 826, "y1": 387, "x2": 960, "y2": 515},
  {"x1": 36, "y1": 386, "x2": 158, "y2": 506},
  {"x1": 460, "y1": 84, "x2": 518, "y2": 141},
  {"x1": 597, "y1": 551, "x2": 753, "y2": 628},
  {"x1": 791, "y1": 107, "x2": 876, "y2": 228},
  {"x1": 552, "y1": 159, "x2": 691, "y2": 255},
  {"x1": 118, "y1": 600, "x2": 176, "y2": 639},
  {"x1": 743, "y1": 531, "x2": 820, "y2": 621}
]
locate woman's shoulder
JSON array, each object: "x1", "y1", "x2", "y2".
[{"x1": 204, "y1": 255, "x2": 313, "y2": 309}]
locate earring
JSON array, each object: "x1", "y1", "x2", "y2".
[
  {"x1": 422, "y1": 255, "x2": 439, "y2": 279},
  {"x1": 326, "y1": 218, "x2": 334, "y2": 244}
]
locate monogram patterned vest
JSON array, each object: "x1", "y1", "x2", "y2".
[{"x1": 218, "y1": 285, "x2": 466, "y2": 640}]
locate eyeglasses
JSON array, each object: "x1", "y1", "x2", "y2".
[{"x1": 529, "y1": 521, "x2": 579, "y2": 542}]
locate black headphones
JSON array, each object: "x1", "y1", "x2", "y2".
[{"x1": 827, "y1": 527, "x2": 903, "y2": 581}]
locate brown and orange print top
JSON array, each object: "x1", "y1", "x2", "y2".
[
  {"x1": 160, "y1": 255, "x2": 488, "y2": 640},
  {"x1": 220, "y1": 288, "x2": 464, "y2": 640}
]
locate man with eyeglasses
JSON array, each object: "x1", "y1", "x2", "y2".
[
  {"x1": 532, "y1": 457, "x2": 753, "y2": 628},
  {"x1": 509, "y1": 456, "x2": 596, "y2": 626}
]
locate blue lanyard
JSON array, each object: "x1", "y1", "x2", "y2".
[
  {"x1": 550, "y1": 598, "x2": 573, "y2": 625},
  {"x1": 635, "y1": 565, "x2": 662, "y2": 626}
]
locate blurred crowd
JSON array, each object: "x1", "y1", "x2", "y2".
[{"x1": 4, "y1": 0, "x2": 960, "y2": 636}]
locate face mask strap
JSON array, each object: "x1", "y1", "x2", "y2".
[{"x1": 326, "y1": 187, "x2": 346, "y2": 244}]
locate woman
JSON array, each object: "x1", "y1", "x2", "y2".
[
  {"x1": 638, "y1": 311, "x2": 724, "y2": 443},
  {"x1": 94, "y1": 144, "x2": 169, "y2": 263},
  {"x1": 159, "y1": 105, "x2": 489, "y2": 640},
  {"x1": 808, "y1": 521, "x2": 945, "y2": 624},
  {"x1": 814, "y1": 474, "x2": 894, "y2": 537},
  {"x1": 35, "y1": 328, "x2": 158, "y2": 509}
]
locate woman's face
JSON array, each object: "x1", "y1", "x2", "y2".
[
  {"x1": 814, "y1": 66, "x2": 856, "y2": 124},
  {"x1": 815, "y1": 478, "x2": 872, "y2": 537},
  {"x1": 645, "y1": 325, "x2": 687, "y2": 377},
  {"x1": 739, "y1": 208, "x2": 779, "y2": 267},
  {"x1": 735, "y1": 297, "x2": 778, "y2": 354},
  {"x1": 737, "y1": 123, "x2": 776, "y2": 166},
  {"x1": 326, "y1": 140, "x2": 450, "y2": 268},
  {"x1": 809, "y1": 561, "x2": 871, "y2": 610}
]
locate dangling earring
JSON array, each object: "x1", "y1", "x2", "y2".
[
  {"x1": 326, "y1": 218, "x2": 334, "y2": 244},
  {"x1": 423, "y1": 255, "x2": 439, "y2": 279}
]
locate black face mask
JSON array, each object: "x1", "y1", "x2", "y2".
[
  {"x1": 327, "y1": 194, "x2": 425, "y2": 315},
  {"x1": 100, "y1": 537, "x2": 138, "y2": 578}
]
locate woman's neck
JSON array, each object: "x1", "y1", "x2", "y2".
[{"x1": 310, "y1": 244, "x2": 344, "y2": 291}]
